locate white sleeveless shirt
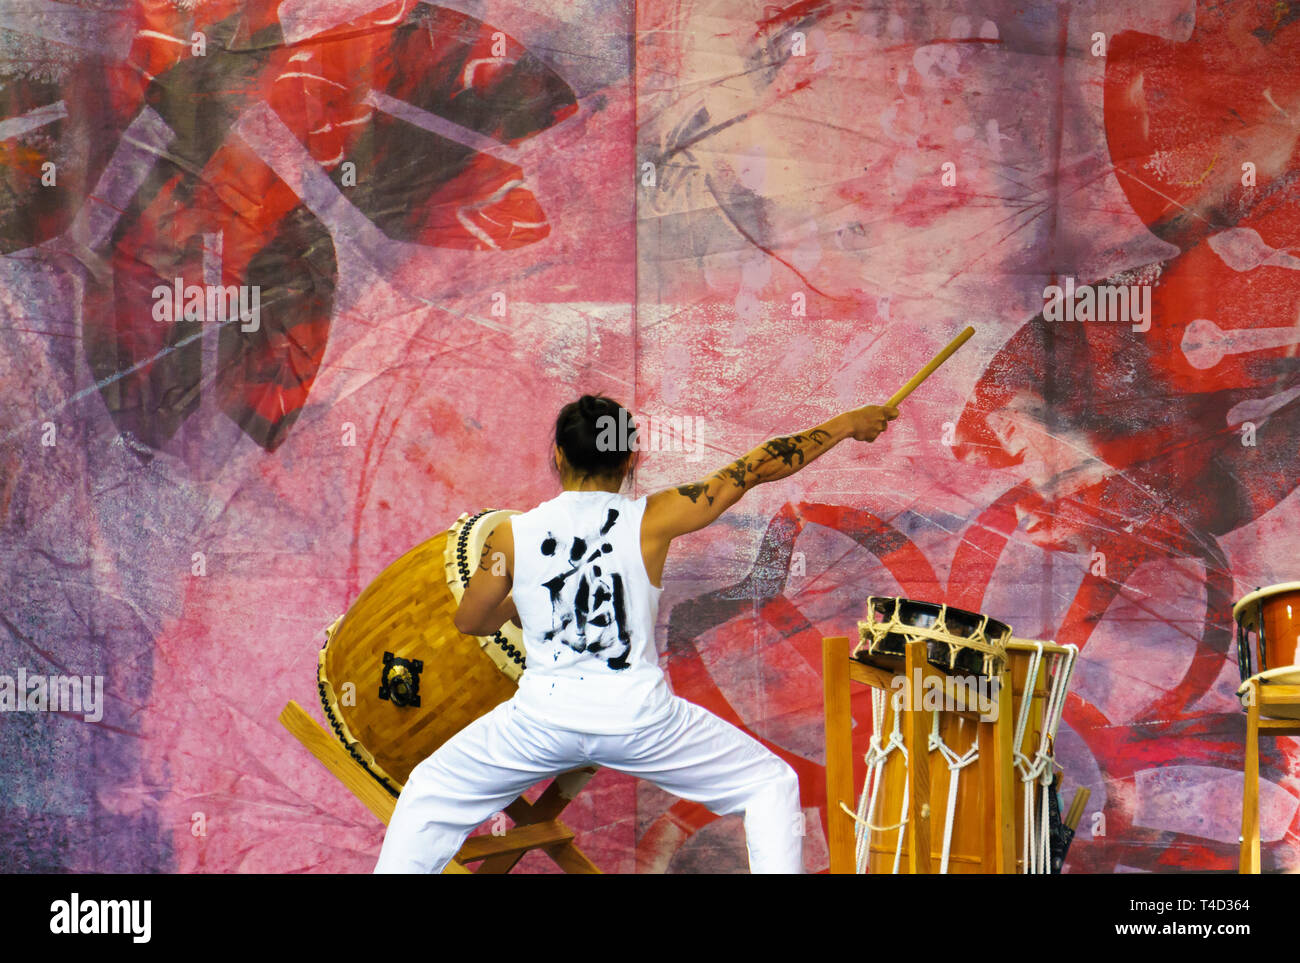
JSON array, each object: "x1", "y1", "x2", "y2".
[{"x1": 510, "y1": 490, "x2": 674, "y2": 733}]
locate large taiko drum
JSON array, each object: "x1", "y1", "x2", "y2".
[
  {"x1": 852, "y1": 598, "x2": 1077, "y2": 874},
  {"x1": 1233, "y1": 582, "x2": 1300, "y2": 719},
  {"x1": 317, "y1": 509, "x2": 525, "y2": 795}
]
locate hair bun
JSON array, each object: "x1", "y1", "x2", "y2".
[{"x1": 554, "y1": 394, "x2": 634, "y2": 484}]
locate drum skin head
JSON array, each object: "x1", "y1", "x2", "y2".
[
  {"x1": 1232, "y1": 581, "x2": 1300, "y2": 623},
  {"x1": 317, "y1": 513, "x2": 522, "y2": 794},
  {"x1": 857, "y1": 596, "x2": 1012, "y2": 678}
]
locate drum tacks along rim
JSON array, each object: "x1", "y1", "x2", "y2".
[
  {"x1": 316, "y1": 614, "x2": 404, "y2": 796},
  {"x1": 855, "y1": 595, "x2": 1012, "y2": 679}
]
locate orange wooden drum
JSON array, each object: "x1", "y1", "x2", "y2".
[
  {"x1": 859, "y1": 639, "x2": 1076, "y2": 874},
  {"x1": 1233, "y1": 582, "x2": 1300, "y2": 718},
  {"x1": 317, "y1": 510, "x2": 525, "y2": 795}
]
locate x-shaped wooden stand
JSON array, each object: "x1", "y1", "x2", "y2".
[{"x1": 280, "y1": 700, "x2": 601, "y2": 873}]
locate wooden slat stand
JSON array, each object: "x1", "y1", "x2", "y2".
[
  {"x1": 822, "y1": 636, "x2": 1017, "y2": 874},
  {"x1": 1238, "y1": 682, "x2": 1300, "y2": 874},
  {"x1": 280, "y1": 701, "x2": 601, "y2": 874}
]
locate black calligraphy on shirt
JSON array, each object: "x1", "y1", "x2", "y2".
[{"x1": 538, "y1": 508, "x2": 631, "y2": 670}]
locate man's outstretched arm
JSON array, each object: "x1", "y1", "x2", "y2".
[{"x1": 643, "y1": 404, "x2": 898, "y2": 544}]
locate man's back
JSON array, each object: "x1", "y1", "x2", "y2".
[{"x1": 509, "y1": 490, "x2": 672, "y2": 733}]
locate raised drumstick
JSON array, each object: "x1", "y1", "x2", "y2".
[{"x1": 885, "y1": 325, "x2": 976, "y2": 408}]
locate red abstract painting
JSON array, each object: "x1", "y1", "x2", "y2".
[{"x1": 1, "y1": 0, "x2": 1296, "y2": 874}]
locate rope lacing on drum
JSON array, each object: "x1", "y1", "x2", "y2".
[
  {"x1": 841, "y1": 687, "x2": 909, "y2": 874},
  {"x1": 843, "y1": 690, "x2": 980, "y2": 876},
  {"x1": 928, "y1": 712, "x2": 979, "y2": 875},
  {"x1": 857, "y1": 596, "x2": 1011, "y2": 678},
  {"x1": 1010, "y1": 641, "x2": 1078, "y2": 874},
  {"x1": 844, "y1": 639, "x2": 1079, "y2": 876}
]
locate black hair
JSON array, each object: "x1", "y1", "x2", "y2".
[{"x1": 553, "y1": 394, "x2": 637, "y2": 484}]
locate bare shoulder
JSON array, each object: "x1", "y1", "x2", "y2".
[
  {"x1": 483, "y1": 517, "x2": 514, "y2": 546},
  {"x1": 643, "y1": 484, "x2": 699, "y2": 527},
  {"x1": 479, "y1": 518, "x2": 515, "y2": 575},
  {"x1": 642, "y1": 476, "x2": 737, "y2": 543}
]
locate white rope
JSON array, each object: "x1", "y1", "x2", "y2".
[
  {"x1": 885, "y1": 690, "x2": 911, "y2": 875},
  {"x1": 1011, "y1": 643, "x2": 1079, "y2": 873},
  {"x1": 1011, "y1": 642, "x2": 1043, "y2": 873},
  {"x1": 928, "y1": 711, "x2": 980, "y2": 874},
  {"x1": 849, "y1": 688, "x2": 908, "y2": 873},
  {"x1": 1039, "y1": 644, "x2": 1077, "y2": 872},
  {"x1": 1039, "y1": 783, "x2": 1052, "y2": 873},
  {"x1": 844, "y1": 642, "x2": 1079, "y2": 876},
  {"x1": 854, "y1": 688, "x2": 887, "y2": 873},
  {"x1": 889, "y1": 776, "x2": 909, "y2": 874}
]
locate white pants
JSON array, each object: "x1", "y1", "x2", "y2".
[{"x1": 374, "y1": 694, "x2": 803, "y2": 873}]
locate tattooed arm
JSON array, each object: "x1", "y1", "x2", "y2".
[
  {"x1": 454, "y1": 521, "x2": 520, "y2": 636},
  {"x1": 640, "y1": 404, "x2": 898, "y2": 583}
]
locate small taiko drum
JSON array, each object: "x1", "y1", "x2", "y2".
[
  {"x1": 1233, "y1": 582, "x2": 1300, "y2": 719},
  {"x1": 855, "y1": 596, "x2": 1011, "y2": 679},
  {"x1": 855, "y1": 635, "x2": 1077, "y2": 874},
  {"x1": 317, "y1": 509, "x2": 525, "y2": 795}
]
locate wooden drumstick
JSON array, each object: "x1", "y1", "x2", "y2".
[
  {"x1": 1065, "y1": 786, "x2": 1092, "y2": 832},
  {"x1": 885, "y1": 325, "x2": 976, "y2": 408}
]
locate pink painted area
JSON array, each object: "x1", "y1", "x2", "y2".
[{"x1": 2, "y1": 0, "x2": 1299, "y2": 875}]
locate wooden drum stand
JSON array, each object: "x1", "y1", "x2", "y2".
[
  {"x1": 1234, "y1": 582, "x2": 1300, "y2": 874},
  {"x1": 823, "y1": 635, "x2": 1081, "y2": 874},
  {"x1": 280, "y1": 700, "x2": 599, "y2": 873}
]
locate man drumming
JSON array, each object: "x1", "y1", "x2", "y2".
[{"x1": 375, "y1": 393, "x2": 897, "y2": 873}]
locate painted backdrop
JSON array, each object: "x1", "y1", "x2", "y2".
[{"x1": 1, "y1": 0, "x2": 1297, "y2": 872}]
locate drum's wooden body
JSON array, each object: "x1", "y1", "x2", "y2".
[
  {"x1": 1233, "y1": 582, "x2": 1300, "y2": 719},
  {"x1": 867, "y1": 648, "x2": 1050, "y2": 873},
  {"x1": 1234, "y1": 582, "x2": 1300, "y2": 678},
  {"x1": 317, "y1": 512, "x2": 522, "y2": 795}
]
